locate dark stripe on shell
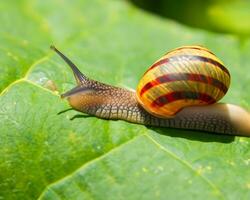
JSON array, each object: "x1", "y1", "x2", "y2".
[
  {"x1": 140, "y1": 73, "x2": 228, "y2": 96},
  {"x1": 151, "y1": 91, "x2": 216, "y2": 107},
  {"x1": 173, "y1": 46, "x2": 216, "y2": 55},
  {"x1": 145, "y1": 55, "x2": 230, "y2": 76}
]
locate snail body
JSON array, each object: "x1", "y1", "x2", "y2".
[{"x1": 51, "y1": 45, "x2": 250, "y2": 136}]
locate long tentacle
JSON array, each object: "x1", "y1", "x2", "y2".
[{"x1": 50, "y1": 45, "x2": 88, "y2": 85}]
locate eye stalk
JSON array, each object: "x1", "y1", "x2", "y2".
[
  {"x1": 50, "y1": 45, "x2": 94, "y2": 99},
  {"x1": 50, "y1": 45, "x2": 88, "y2": 85}
]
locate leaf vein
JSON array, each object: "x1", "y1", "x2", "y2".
[
  {"x1": 145, "y1": 134, "x2": 225, "y2": 200},
  {"x1": 37, "y1": 134, "x2": 147, "y2": 200}
]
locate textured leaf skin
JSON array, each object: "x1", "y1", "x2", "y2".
[{"x1": 0, "y1": 0, "x2": 250, "y2": 200}]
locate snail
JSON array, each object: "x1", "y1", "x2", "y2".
[{"x1": 51, "y1": 45, "x2": 250, "y2": 136}]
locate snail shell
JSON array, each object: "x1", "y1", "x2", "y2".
[{"x1": 136, "y1": 46, "x2": 231, "y2": 118}]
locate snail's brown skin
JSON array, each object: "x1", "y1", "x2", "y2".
[{"x1": 51, "y1": 46, "x2": 250, "y2": 136}]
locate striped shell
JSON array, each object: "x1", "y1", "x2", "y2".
[{"x1": 136, "y1": 45, "x2": 231, "y2": 118}]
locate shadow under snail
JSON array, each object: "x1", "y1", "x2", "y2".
[{"x1": 51, "y1": 45, "x2": 250, "y2": 136}]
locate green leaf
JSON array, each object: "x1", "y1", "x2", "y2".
[{"x1": 0, "y1": 0, "x2": 250, "y2": 200}]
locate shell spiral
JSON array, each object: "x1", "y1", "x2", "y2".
[{"x1": 136, "y1": 45, "x2": 231, "y2": 118}]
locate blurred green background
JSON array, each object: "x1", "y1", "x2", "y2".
[{"x1": 131, "y1": 0, "x2": 250, "y2": 37}]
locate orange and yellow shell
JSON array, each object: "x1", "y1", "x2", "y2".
[{"x1": 136, "y1": 45, "x2": 231, "y2": 118}]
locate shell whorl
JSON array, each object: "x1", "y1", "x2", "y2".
[{"x1": 136, "y1": 45, "x2": 231, "y2": 118}]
